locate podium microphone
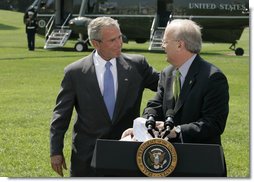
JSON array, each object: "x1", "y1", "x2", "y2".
[
  {"x1": 162, "y1": 109, "x2": 175, "y2": 139},
  {"x1": 145, "y1": 108, "x2": 157, "y2": 138}
]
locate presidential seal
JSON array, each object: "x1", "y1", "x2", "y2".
[{"x1": 136, "y1": 138, "x2": 177, "y2": 177}]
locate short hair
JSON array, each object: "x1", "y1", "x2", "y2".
[
  {"x1": 88, "y1": 17, "x2": 120, "y2": 41},
  {"x1": 167, "y1": 19, "x2": 202, "y2": 53}
]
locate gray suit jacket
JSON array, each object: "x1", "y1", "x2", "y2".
[
  {"x1": 50, "y1": 52, "x2": 159, "y2": 175},
  {"x1": 143, "y1": 54, "x2": 229, "y2": 145}
]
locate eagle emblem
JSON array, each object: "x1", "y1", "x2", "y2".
[
  {"x1": 136, "y1": 138, "x2": 177, "y2": 177},
  {"x1": 148, "y1": 148, "x2": 167, "y2": 169}
]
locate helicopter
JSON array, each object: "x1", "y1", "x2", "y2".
[{"x1": 26, "y1": 0, "x2": 249, "y2": 55}]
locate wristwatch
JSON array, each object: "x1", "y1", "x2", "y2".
[{"x1": 175, "y1": 125, "x2": 181, "y2": 138}]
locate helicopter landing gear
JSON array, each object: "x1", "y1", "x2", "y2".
[
  {"x1": 229, "y1": 42, "x2": 244, "y2": 56},
  {"x1": 235, "y1": 47, "x2": 244, "y2": 56},
  {"x1": 74, "y1": 34, "x2": 89, "y2": 52},
  {"x1": 75, "y1": 42, "x2": 88, "y2": 52}
]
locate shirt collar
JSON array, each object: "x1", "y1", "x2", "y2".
[
  {"x1": 177, "y1": 54, "x2": 197, "y2": 78},
  {"x1": 94, "y1": 51, "x2": 116, "y2": 67}
]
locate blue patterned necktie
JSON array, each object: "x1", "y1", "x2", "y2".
[{"x1": 103, "y1": 62, "x2": 115, "y2": 120}]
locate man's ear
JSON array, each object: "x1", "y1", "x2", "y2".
[
  {"x1": 91, "y1": 40, "x2": 99, "y2": 49},
  {"x1": 178, "y1": 40, "x2": 185, "y2": 49}
]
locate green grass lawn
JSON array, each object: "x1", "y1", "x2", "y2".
[{"x1": 0, "y1": 10, "x2": 250, "y2": 177}]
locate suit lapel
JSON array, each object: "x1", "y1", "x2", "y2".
[
  {"x1": 165, "y1": 72, "x2": 175, "y2": 110},
  {"x1": 112, "y1": 55, "x2": 130, "y2": 123},
  {"x1": 82, "y1": 53, "x2": 111, "y2": 123},
  {"x1": 174, "y1": 56, "x2": 201, "y2": 113}
]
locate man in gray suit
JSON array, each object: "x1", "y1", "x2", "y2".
[{"x1": 50, "y1": 17, "x2": 159, "y2": 177}]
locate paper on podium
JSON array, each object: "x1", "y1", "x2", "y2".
[{"x1": 133, "y1": 117, "x2": 153, "y2": 142}]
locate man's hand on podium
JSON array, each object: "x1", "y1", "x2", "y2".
[
  {"x1": 121, "y1": 128, "x2": 135, "y2": 141},
  {"x1": 120, "y1": 118, "x2": 177, "y2": 141}
]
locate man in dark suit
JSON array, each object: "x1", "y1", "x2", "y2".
[
  {"x1": 143, "y1": 19, "x2": 229, "y2": 144},
  {"x1": 50, "y1": 17, "x2": 159, "y2": 177},
  {"x1": 142, "y1": 19, "x2": 229, "y2": 174}
]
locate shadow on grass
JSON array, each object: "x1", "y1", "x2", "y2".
[
  {"x1": 42, "y1": 47, "x2": 80, "y2": 52},
  {"x1": 0, "y1": 46, "x2": 238, "y2": 57},
  {"x1": 39, "y1": 45, "x2": 156, "y2": 54},
  {"x1": 0, "y1": 53, "x2": 85, "y2": 61},
  {"x1": 201, "y1": 51, "x2": 229, "y2": 56},
  {"x1": 0, "y1": 23, "x2": 19, "y2": 30},
  {"x1": 44, "y1": 47, "x2": 168, "y2": 55},
  {"x1": 30, "y1": 45, "x2": 238, "y2": 56},
  {"x1": 43, "y1": 48, "x2": 236, "y2": 56},
  {"x1": 38, "y1": 47, "x2": 94, "y2": 52},
  {"x1": 122, "y1": 48, "x2": 232, "y2": 56},
  {"x1": 38, "y1": 47, "x2": 157, "y2": 54}
]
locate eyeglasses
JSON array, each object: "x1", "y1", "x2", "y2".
[{"x1": 161, "y1": 39, "x2": 179, "y2": 45}]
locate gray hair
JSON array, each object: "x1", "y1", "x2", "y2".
[
  {"x1": 88, "y1": 16, "x2": 120, "y2": 41},
  {"x1": 167, "y1": 19, "x2": 202, "y2": 53}
]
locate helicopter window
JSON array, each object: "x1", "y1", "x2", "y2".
[
  {"x1": 38, "y1": 0, "x2": 54, "y2": 13},
  {"x1": 87, "y1": 0, "x2": 156, "y2": 15},
  {"x1": 86, "y1": 0, "x2": 97, "y2": 14},
  {"x1": 73, "y1": 0, "x2": 82, "y2": 14},
  {"x1": 139, "y1": 0, "x2": 156, "y2": 15},
  {"x1": 98, "y1": 2, "x2": 118, "y2": 14}
]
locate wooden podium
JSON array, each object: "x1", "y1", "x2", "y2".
[{"x1": 91, "y1": 139, "x2": 226, "y2": 177}]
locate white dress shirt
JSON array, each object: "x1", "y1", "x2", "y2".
[
  {"x1": 93, "y1": 51, "x2": 118, "y2": 97},
  {"x1": 174, "y1": 54, "x2": 196, "y2": 88}
]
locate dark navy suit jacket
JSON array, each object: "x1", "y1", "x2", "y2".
[{"x1": 143, "y1": 54, "x2": 229, "y2": 145}]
